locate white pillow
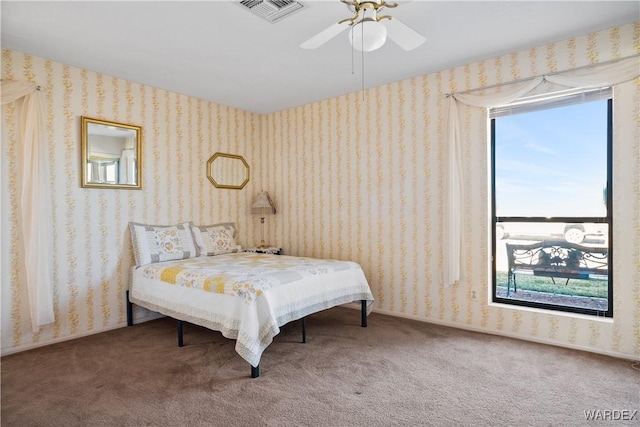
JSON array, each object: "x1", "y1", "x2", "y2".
[
  {"x1": 129, "y1": 221, "x2": 197, "y2": 266},
  {"x1": 191, "y1": 222, "x2": 241, "y2": 256}
]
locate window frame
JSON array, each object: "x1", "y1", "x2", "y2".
[{"x1": 490, "y1": 96, "x2": 613, "y2": 318}]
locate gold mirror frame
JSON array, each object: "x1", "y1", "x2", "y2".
[
  {"x1": 206, "y1": 152, "x2": 250, "y2": 189},
  {"x1": 81, "y1": 116, "x2": 142, "y2": 189}
]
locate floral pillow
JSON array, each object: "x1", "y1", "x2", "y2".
[
  {"x1": 191, "y1": 222, "x2": 241, "y2": 256},
  {"x1": 129, "y1": 221, "x2": 197, "y2": 266}
]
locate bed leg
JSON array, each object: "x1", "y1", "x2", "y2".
[
  {"x1": 361, "y1": 300, "x2": 367, "y2": 327},
  {"x1": 177, "y1": 320, "x2": 184, "y2": 347},
  {"x1": 251, "y1": 365, "x2": 260, "y2": 378},
  {"x1": 301, "y1": 317, "x2": 307, "y2": 343},
  {"x1": 126, "y1": 291, "x2": 133, "y2": 326}
]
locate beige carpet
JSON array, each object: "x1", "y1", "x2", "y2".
[{"x1": 2, "y1": 308, "x2": 638, "y2": 426}]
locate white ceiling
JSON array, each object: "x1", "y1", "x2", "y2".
[{"x1": 2, "y1": 1, "x2": 638, "y2": 114}]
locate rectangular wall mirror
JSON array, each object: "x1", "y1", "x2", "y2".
[{"x1": 81, "y1": 116, "x2": 142, "y2": 189}]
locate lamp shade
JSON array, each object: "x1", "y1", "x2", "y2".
[
  {"x1": 349, "y1": 20, "x2": 387, "y2": 52},
  {"x1": 251, "y1": 191, "x2": 276, "y2": 215}
]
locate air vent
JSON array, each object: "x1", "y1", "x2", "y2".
[{"x1": 237, "y1": 0, "x2": 305, "y2": 23}]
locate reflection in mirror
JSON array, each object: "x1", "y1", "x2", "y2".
[
  {"x1": 207, "y1": 153, "x2": 249, "y2": 189},
  {"x1": 81, "y1": 117, "x2": 142, "y2": 189}
]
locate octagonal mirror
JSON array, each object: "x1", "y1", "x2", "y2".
[{"x1": 207, "y1": 152, "x2": 249, "y2": 189}]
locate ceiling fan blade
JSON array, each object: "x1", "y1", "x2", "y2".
[
  {"x1": 385, "y1": 17, "x2": 425, "y2": 51},
  {"x1": 300, "y1": 22, "x2": 349, "y2": 49}
]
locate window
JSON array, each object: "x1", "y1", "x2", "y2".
[
  {"x1": 86, "y1": 160, "x2": 119, "y2": 184},
  {"x1": 491, "y1": 87, "x2": 612, "y2": 317}
]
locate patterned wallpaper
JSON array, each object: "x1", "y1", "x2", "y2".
[
  {"x1": 2, "y1": 23, "x2": 639, "y2": 359},
  {"x1": 260, "y1": 23, "x2": 640, "y2": 359},
  {"x1": 1, "y1": 50, "x2": 261, "y2": 352}
]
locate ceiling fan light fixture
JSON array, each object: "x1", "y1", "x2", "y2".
[{"x1": 349, "y1": 20, "x2": 387, "y2": 52}]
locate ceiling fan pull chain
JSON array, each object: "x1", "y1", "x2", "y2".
[
  {"x1": 361, "y1": 21, "x2": 365, "y2": 101},
  {"x1": 351, "y1": 26, "x2": 355, "y2": 75}
]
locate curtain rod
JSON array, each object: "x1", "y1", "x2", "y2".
[{"x1": 445, "y1": 52, "x2": 640, "y2": 98}]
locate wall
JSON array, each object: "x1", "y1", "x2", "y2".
[
  {"x1": 261, "y1": 23, "x2": 640, "y2": 360},
  {"x1": 1, "y1": 50, "x2": 261, "y2": 353},
  {"x1": 2, "y1": 23, "x2": 638, "y2": 360}
]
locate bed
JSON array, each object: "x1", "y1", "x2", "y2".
[{"x1": 125, "y1": 221, "x2": 374, "y2": 378}]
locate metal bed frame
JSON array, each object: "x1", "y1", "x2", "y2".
[{"x1": 126, "y1": 291, "x2": 368, "y2": 378}]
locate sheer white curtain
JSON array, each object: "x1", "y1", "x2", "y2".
[
  {"x1": 118, "y1": 135, "x2": 137, "y2": 185},
  {"x1": 119, "y1": 150, "x2": 135, "y2": 185},
  {"x1": 444, "y1": 56, "x2": 640, "y2": 287},
  {"x1": 1, "y1": 80, "x2": 55, "y2": 332}
]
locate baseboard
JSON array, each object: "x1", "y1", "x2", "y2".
[
  {"x1": 0, "y1": 322, "x2": 128, "y2": 357},
  {"x1": 1, "y1": 312, "x2": 164, "y2": 357},
  {"x1": 368, "y1": 306, "x2": 638, "y2": 362},
  {"x1": 4, "y1": 304, "x2": 635, "y2": 363}
]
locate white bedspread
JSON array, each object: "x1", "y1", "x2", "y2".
[{"x1": 129, "y1": 252, "x2": 374, "y2": 367}]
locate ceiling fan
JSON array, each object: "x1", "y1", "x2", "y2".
[{"x1": 300, "y1": 0, "x2": 425, "y2": 52}]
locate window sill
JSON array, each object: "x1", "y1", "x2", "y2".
[{"x1": 488, "y1": 301, "x2": 614, "y2": 323}]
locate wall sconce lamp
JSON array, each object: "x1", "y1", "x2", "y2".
[{"x1": 251, "y1": 190, "x2": 276, "y2": 248}]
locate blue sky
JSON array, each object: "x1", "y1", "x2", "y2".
[{"x1": 495, "y1": 100, "x2": 608, "y2": 218}]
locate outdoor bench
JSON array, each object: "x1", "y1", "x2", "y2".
[{"x1": 505, "y1": 241, "x2": 608, "y2": 297}]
